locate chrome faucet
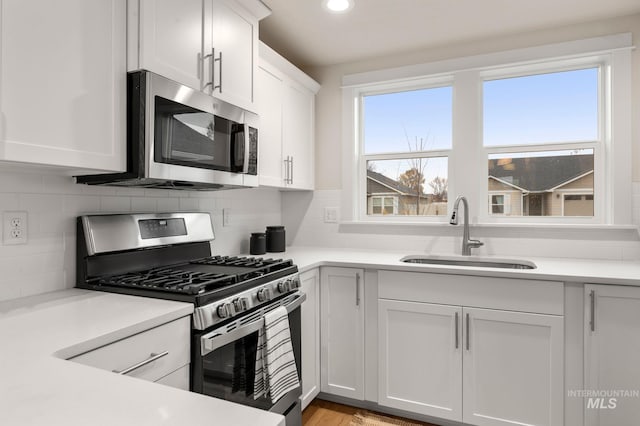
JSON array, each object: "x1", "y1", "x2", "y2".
[{"x1": 449, "y1": 196, "x2": 483, "y2": 256}]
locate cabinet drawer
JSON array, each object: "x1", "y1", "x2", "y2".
[
  {"x1": 71, "y1": 316, "x2": 190, "y2": 382},
  {"x1": 379, "y1": 271, "x2": 563, "y2": 315}
]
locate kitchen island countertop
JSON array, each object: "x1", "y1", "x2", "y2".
[{"x1": 0, "y1": 289, "x2": 285, "y2": 426}]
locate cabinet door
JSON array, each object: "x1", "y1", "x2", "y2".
[
  {"x1": 0, "y1": 0, "x2": 126, "y2": 172},
  {"x1": 139, "y1": 0, "x2": 204, "y2": 91},
  {"x1": 463, "y1": 307, "x2": 564, "y2": 426},
  {"x1": 320, "y1": 267, "x2": 365, "y2": 400},
  {"x1": 585, "y1": 284, "x2": 640, "y2": 426},
  {"x1": 208, "y1": 0, "x2": 256, "y2": 110},
  {"x1": 378, "y1": 299, "x2": 462, "y2": 421},
  {"x1": 283, "y1": 80, "x2": 315, "y2": 190},
  {"x1": 300, "y1": 269, "x2": 320, "y2": 410},
  {"x1": 256, "y1": 63, "x2": 284, "y2": 187}
]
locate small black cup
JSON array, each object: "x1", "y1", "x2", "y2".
[{"x1": 249, "y1": 232, "x2": 266, "y2": 255}]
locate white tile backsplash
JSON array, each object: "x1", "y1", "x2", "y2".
[
  {"x1": 0, "y1": 168, "x2": 282, "y2": 302},
  {"x1": 283, "y1": 189, "x2": 640, "y2": 261}
]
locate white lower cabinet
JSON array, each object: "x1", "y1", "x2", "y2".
[
  {"x1": 70, "y1": 316, "x2": 190, "y2": 389},
  {"x1": 378, "y1": 299, "x2": 462, "y2": 420},
  {"x1": 300, "y1": 268, "x2": 320, "y2": 409},
  {"x1": 320, "y1": 267, "x2": 365, "y2": 400},
  {"x1": 377, "y1": 271, "x2": 564, "y2": 426},
  {"x1": 463, "y1": 307, "x2": 564, "y2": 426},
  {"x1": 584, "y1": 284, "x2": 640, "y2": 426}
]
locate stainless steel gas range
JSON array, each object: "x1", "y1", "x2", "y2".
[{"x1": 76, "y1": 212, "x2": 304, "y2": 426}]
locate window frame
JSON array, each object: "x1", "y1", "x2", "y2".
[
  {"x1": 342, "y1": 33, "x2": 633, "y2": 226},
  {"x1": 356, "y1": 77, "x2": 454, "y2": 222}
]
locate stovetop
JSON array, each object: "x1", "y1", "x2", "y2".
[{"x1": 92, "y1": 256, "x2": 294, "y2": 296}]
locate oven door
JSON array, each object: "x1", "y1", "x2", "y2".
[{"x1": 193, "y1": 292, "x2": 305, "y2": 417}]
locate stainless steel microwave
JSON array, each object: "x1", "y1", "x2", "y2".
[{"x1": 76, "y1": 70, "x2": 258, "y2": 190}]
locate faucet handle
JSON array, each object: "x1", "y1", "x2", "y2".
[{"x1": 468, "y1": 239, "x2": 484, "y2": 248}]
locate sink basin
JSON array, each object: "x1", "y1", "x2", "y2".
[{"x1": 400, "y1": 255, "x2": 536, "y2": 270}]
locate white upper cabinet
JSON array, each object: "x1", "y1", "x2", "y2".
[
  {"x1": 134, "y1": 0, "x2": 266, "y2": 111},
  {"x1": 138, "y1": 0, "x2": 204, "y2": 91},
  {"x1": 257, "y1": 42, "x2": 319, "y2": 190},
  {"x1": 0, "y1": 0, "x2": 126, "y2": 172}
]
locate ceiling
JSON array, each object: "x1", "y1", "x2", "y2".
[{"x1": 258, "y1": 0, "x2": 640, "y2": 69}]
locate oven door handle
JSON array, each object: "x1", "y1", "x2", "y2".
[{"x1": 200, "y1": 293, "x2": 306, "y2": 356}]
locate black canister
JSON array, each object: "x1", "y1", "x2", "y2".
[
  {"x1": 249, "y1": 232, "x2": 266, "y2": 255},
  {"x1": 265, "y1": 226, "x2": 285, "y2": 252}
]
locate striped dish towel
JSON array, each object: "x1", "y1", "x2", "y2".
[{"x1": 253, "y1": 306, "x2": 300, "y2": 402}]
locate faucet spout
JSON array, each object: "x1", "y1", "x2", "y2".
[{"x1": 450, "y1": 196, "x2": 483, "y2": 256}]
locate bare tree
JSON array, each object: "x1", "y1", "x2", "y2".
[
  {"x1": 429, "y1": 177, "x2": 448, "y2": 202},
  {"x1": 402, "y1": 128, "x2": 432, "y2": 215}
]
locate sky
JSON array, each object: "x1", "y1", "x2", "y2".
[{"x1": 363, "y1": 67, "x2": 599, "y2": 194}]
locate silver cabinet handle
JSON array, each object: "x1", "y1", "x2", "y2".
[
  {"x1": 355, "y1": 273, "x2": 361, "y2": 306},
  {"x1": 202, "y1": 48, "x2": 215, "y2": 92},
  {"x1": 289, "y1": 156, "x2": 294, "y2": 185},
  {"x1": 465, "y1": 313, "x2": 470, "y2": 351},
  {"x1": 283, "y1": 157, "x2": 290, "y2": 184},
  {"x1": 113, "y1": 351, "x2": 169, "y2": 375},
  {"x1": 590, "y1": 290, "x2": 596, "y2": 332},
  {"x1": 455, "y1": 311, "x2": 459, "y2": 349},
  {"x1": 214, "y1": 51, "x2": 222, "y2": 93}
]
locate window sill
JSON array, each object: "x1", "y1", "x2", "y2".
[{"x1": 338, "y1": 221, "x2": 640, "y2": 241}]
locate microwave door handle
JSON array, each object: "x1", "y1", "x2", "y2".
[
  {"x1": 242, "y1": 124, "x2": 250, "y2": 174},
  {"x1": 201, "y1": 292, "x2": 306, "y2": 356}
]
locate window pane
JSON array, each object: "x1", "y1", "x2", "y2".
[
  {"x1": 488, "y1": 149, "x2": 594, "y2": 217},
  {"x1": 364, "y1": 86, "x2": 452, "y2": 154},
  {"x1": 483, "y1": 68, "x2": 598, "y2": 146},
  {"x1": 367, "y1": 157, "x2": 448, "y2": 216}
]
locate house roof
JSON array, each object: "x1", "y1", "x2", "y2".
[
  {"x1": 488, "y1": 154, "x2": 593, "y2": 192},
  {"x1": 367, "y1": 170, "x2": 417, "y2": 196}
]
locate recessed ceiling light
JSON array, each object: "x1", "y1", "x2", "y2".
[{"x1": 323, "y1": 0, "x2": 354, "y2": 13}]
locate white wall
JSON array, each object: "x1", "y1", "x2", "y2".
[
  {"x1": 0, "y1": 167, "x2": 281, "y2": 302},
  {"x1": 283, "y1": 188, "x2": 640, "y2": 260}
]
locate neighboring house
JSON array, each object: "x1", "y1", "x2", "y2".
[
  {"x1": 366, "y1": 170, "x2": 446, "y2": 216},
  {"x1": 488, "y1": 154, "x2": 594, "y2": 216}
]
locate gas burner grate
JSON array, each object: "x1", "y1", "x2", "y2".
[
  {"x1": 190, "y1": 255, "x2": 281, "y2": 268},
  {"x1": 97, "y1": 268, "x2": 238, "y2": 295}
]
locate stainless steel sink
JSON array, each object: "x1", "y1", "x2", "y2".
[{"x1": 400, "y1": 255, "x2": 536, "y2": 270}]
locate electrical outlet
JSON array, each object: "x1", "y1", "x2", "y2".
[
  {"x1": 3, "y1": 211, "x2": 27, "y2": 245},
  {"x1": 324, "y1": 207, "x2": 338, "y2": 223}
]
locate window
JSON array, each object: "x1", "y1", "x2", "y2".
[
  {"x1": 361, "y1": 85, "x2": 452, "y2": 218},
  {"x1": 346, "y1": 34, "x2": 632, "y2": 225},
  {"x1": 484, "y1": 68, "x2": 599, "y2": 218},
  {"x1": 489, "y1": 194, "x2": 511, "y2": 215},
  {"x1": 370, "y1": 196, "x2": 397, "y2": 215}
]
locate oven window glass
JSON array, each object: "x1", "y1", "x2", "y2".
[
  {"x1": 197, "y1": 307, "x2": 302, "y2": 411},
  {"x1": 201, "y1": 330, "x2": 275, "y2": 410},
  {"x1": 154, "y1": 96, "x2": 245, "y2": 172}
]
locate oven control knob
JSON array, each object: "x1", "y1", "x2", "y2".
[
  {"x1": 289, "y1": 276, "x2": 301, "y2": 290},
  {"x1": 233, "y1": 297, "x2": 249, "y2": 312},
  {"x1": 257, "y1": 287, "x2": 272, "y2": 302},
  {"x1": 277, "y1": 280, "x2": 290, "y2": 294},
  {"x1": 216, "y1": 303, "x2": 233, "y2": 319}
]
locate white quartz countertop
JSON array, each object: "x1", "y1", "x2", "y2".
[
  {"x1": 277, "y1": 246, "x2": 640, "y2": 286},
  {"x1": 0, "y1": 289, "x2": 285, "y2": 426}
]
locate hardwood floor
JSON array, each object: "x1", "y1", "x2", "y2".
[{"x1": 302, "y1": 399, "x2": 440, "y2": 426}]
